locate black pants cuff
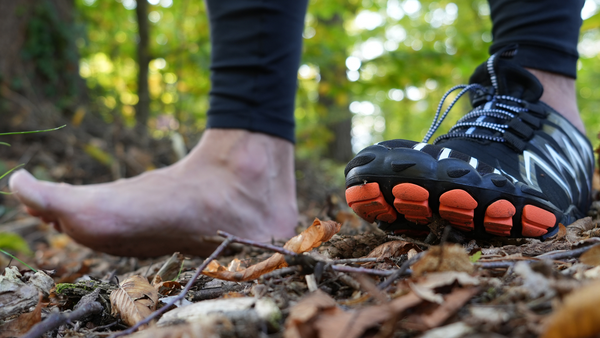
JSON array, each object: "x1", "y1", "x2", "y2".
[{"x1": 206, "y1": 111, "x2": 295, "y2": 143}]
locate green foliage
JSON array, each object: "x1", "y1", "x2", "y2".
[
  {"x1": 469, "y1": 250, "x2": 482, "y2": 263},
  {"x1": 0, "y1": 248, "x2": 36, "y2": 272},
  {"x1": 74, "y1": 0, "x2": 600, "y2": 159},
  {"x1": 20, "y1": 1, "x2": 81, "y2": 106},
  {"x1": 75, "y1": 0, "x2": 210, "y2": 131},
  {"x1": 0, "y1": 233, "x2": 32, "y2": 256}
]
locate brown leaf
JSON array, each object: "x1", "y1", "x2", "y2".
[
  {"x1": 127, "y1": 319, "x2": 227, "y2": 338},
  {"x1": 552, "y1": 223, "x2": 567, "y2": 242},
  {"x1": 0, "y1": 294, "x2": 43, "y2": 338},
  {"x1": 580, "y1": 245, "x2": 600, "y2": 266},
  {"x1": 151, "y1": 252, "x2": 184, "y2": 286},
  {"x1": 110, "y1": 275, "x2": 158, "y2": 328},
  {"x1": 364, "y1": 241, "x2": 421, "y2": 260},
  {"x1": 284, "y1": 290, "x2": 340, "y2": 338},
  {"x1": 416, "y1": 271, "x2": 480, "y2": 289},
  {"x1": 203, "y1": 218, "x2": 341, "y2": 282},
  {"x1": 411, "y1": 244, "x2": 474, "y2": 277},
  {"x1": 541, "y1": 279, "x2": 600, "y2": 338},
  {"x1": 155, "y1": 281, "x2": 182, "y2": 296},
  {"x1": 226, "y1": 258, "x2": 245, "y2": 272},
  {"x1": 402, "y1": 287, "x2": 480, "y2": 331},
  {"x1": 284, "y1": 290, "x2": 423, "y2": 338},
  {"x1": 566, "y1": 217, "x2": 594, "y2": 241}
]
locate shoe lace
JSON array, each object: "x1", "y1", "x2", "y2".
[{"x1": 422, "y1": 53, "x2": 527, "y2": 145}]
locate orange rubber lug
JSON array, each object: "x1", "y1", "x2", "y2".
[
  {"x1": 346, "y1": 183, "x2": 397, "y2": 223},
  {"x1": 521, "y1": 205, "x2": 556, "y2": 237},
  {"x1": 484, "y1": 200, "x2": 515, "y2": 236},
  {"x1": 439, "y1": 189, "x2": 478, "y2": 232},
  {"x1": 392, "y1": 183, "x2": 432, "y2": 224}
]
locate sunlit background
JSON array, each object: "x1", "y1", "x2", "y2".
[{"x1": 76, "y1": 0, "x2": 600, "y2": 164}]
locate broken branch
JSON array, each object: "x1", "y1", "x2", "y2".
[{"x1": 110, "y1": 236, "x2": 233, "y2": 337}]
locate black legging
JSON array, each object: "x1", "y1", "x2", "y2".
[{"x1": 205, "y1": 0, "x2": 585, "y2": 143}]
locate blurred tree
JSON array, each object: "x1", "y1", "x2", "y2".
[
  {"x1": 73, "y1": 0, "x2": 600, "y2": 163},
  {"x1": 0, "y1": 0, "x2": 83, "y2": 131},
  {"x1": 135, "y1": 0, "x2": 150, "y2": 136}
]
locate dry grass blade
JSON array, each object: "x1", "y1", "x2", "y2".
[
  {"x1": 110, "y1": 275, "x2": 158, "y2": 328},
  {"x1": 203, "y1": 218, "x2": 341, "y2": 282}
]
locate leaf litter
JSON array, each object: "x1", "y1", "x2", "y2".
[{"x1": 5, "y1": 194, "x2": 600, "y2": 338}]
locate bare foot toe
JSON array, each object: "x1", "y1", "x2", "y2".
[{"x1": 9, "y1": 130, "x2": 298, "y2": 257}]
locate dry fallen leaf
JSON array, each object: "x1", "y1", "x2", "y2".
[
  {"x1": 284, "y1": 290, "x2": 343, "y2": 338},
  {"x1": 416, "y1": 271, "x2": 480, "y2": 289},
  {"x1": 566, "y1": 217, "x2": 593, "y2": 242},
  {"x1": 580, "y1": 245, "x2": 600, "y2": 266},
  {"x1": 403, "y1": 287, "x2": 480, "y2": 331},
  {"x1": 203, "y1": 218, "x2": 341, "y2": 281},
  {"x1": 364, "y1": 240, "x2": 421, "y2": 260},
  {"x1": 284, "y1": 289, "x2": 424, "y2": 338},
  {"x1": 0, "y1": 294, "x2": 43, "y2": 338},
  {"x1": 128, "y1": 318, "x2": 227, "y2": 338},
  {"x1": 151, "y1": 252, "x2": 184, "y2": 286},
  {"x1": 409, "y1": 282, "x2": 444, "y2": 304},
  {"x1": 541, "y1": 279, "x2": 600, "y2": 338},
  {"x1": 110, "y1": 275, "x2": 158, "y2": 328},
  {"x1": 411, "y1": 244, "x2": 474, "y2": 277},
  {"x1": 155, "y1": 280, "x2": 182, "y2": 296}
]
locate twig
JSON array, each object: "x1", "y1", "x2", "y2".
[
  {"x1": 475, "y1": 261, "x2": 515, "y2": 269},
  {"x1": 475, "y1": 244, "x2": 600, "y2": 269},
  {"x1": 90, "y1": 321, "x2": 119, "y2": 332},
  {"x1": 332, "y1": 265, "x2": 396, "y2": 276},
  {"x1": 217, "y1": 230, "x2": 296, "y2": 256},
  {"x1": 22, "y1": 302, "x2": 103, "y2": 338},
  {"x1": 378, "y1": 251, "x2": 425, "y2": 290},
  {"x1": 334, "y1": 272, "x2": 361, "y2": 290},
  {"x1": 534, "y1": 243, "x2": 600, "y2": 260},
  {"x1": 331, "y1": 257, "x2": 379, "y2": 264},
  {"x1": 387, "y1": 235, "x2": 431, "y2": 247},
  {"x1": 191, "y1": 283, "x2": 246, "y2": 301},
  {"x1": 218, "y1": 231, "x2": 405, "y2": 279},
  {"x1": 352, "y1": 273, "x2": 388, "y2": 303},
  {"x1": 258, "y1": 266, "x2": 301, "y2": 281},
  {"x1": 110, "y1": 236, "x2": 233, "y2": 337}
]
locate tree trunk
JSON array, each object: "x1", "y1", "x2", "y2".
[
  {"x1": 135, "y1": 0, "x2": 150, "y2": 135},
  {"x1": 0, "y1": 0, "x2": 83, "y2": 131},
  {"x1": 326, "y1": 114, "x2": 353, "y2": 162},
  {"x1": 317, "y1": 14, "x2": 353, "y2": 163}
]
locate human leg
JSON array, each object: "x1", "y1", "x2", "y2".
[
  {"x1": 9, "y1": 0, "x2": 308, "y2": 257},
  {"x1": 345, "y1": 0, "x2": 593, "y2": 239},
  {"x1": 488, "y1": 0, "x2": 584, "y2": 132}
]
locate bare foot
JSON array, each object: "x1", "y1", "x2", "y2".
[{"x1": 9, "y1": 129, "x2": 298, "y2": 257}]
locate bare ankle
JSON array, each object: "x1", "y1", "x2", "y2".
[{"x1": 525, "y1": 68, "x2": 585, "y2": 133}]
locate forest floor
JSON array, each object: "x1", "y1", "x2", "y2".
[{"x1": 2, "y1": 135, "x2": 600, "y2": 338}]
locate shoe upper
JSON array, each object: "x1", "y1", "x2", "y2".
[
  {"x1": 432, "y1": 47, "x2": 594, "y2": 224},
  {"x1": 344, "y1": 47, "x2": 595, "y2": 237}
]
